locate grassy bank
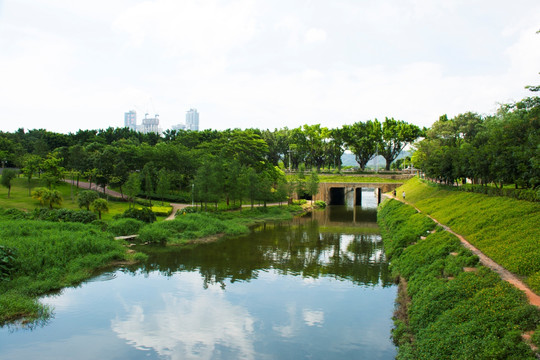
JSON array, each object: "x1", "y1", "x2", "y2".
[
  {"x1": 135, "y1": 206, "x2": 303, "y2": 245},
  {"x1": 0, "y1": 219, "x2": 147, "y2": 326},
  {"x1": 395, "y1": 177, "x2": 540, "y2": 293},
  {"x1": 286, "y1": 174, "x2": 404, "y2": 183},
  {"x1": 378, "y1": 199, "x2": 540, "y2": 359}
]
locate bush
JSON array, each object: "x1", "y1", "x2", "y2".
[
  {"x1": 0, "y1": 208, "x2": 29, "y2": 220},
  {"x1": 30, "y1": 208, "x2": 97, "y2": 224},
  {"x1": 115, "y1": 207, "x2": 156, "y2": 223},
  {"x1": 0, "y1": 245, "x2": 17, "y2": 281},
  {"x1": 107, "y1": 218, "x2": 145, "y2": 237},
  {"x1": 314, "y1": 200, "x2": 327, "y2": 208}
]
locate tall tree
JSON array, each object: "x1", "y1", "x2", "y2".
[
  {"x1": 91, "y1": 198, "x2": 109, "y2": 220},
  {"x1": 124, "y1": 172, "x2": 141, "y2": 208},
  {"x1": 379, "y1": 117, "x2": 422, "y2": 170},
  {"x1": 1, "y1": 169, "x2": 18, "y2": 198},
  {"x1": 343, "y1": 120, "x2": 381, "y2": 171}
]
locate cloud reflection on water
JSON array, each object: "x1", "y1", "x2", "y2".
[{"x1": 111, "y1": 273, "x2": 255, "y2": 360}]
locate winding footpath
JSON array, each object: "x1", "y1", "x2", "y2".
[{"x1": 386, "y1": 194, "x2": 540, "y2": 309}]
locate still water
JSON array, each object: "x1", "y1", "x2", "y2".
[{"x1": 0, "y1": 190, "x2": 396, "y2": 360}]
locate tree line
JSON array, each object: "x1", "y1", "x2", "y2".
[
  {"x1": 413, "y1": 95, "x2": 539, "y2": 189},
  {"x1": 0, "y1": 118, "x2": 421, "y2": 207}
]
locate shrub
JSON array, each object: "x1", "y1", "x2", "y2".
[
  {"x1": 0, "y1": 245, "x2": 17, "y2": 281},
  {"x1": 115, "y1": 207, "x2": 156, "y2": 223},
  {"x1": 314, "y1": 200, "x2": 327, "y2": 208},
  {"x1": 107, "y1": 218, "x2": 145, "y2": 237},
  {"x1": 30, "y1": 208, "x2": 97, "y2": 224}
]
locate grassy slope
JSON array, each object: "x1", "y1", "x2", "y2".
[
  {"x1": 396, "y1": 177, "x2": 540, "y2": 293},
  {"x1": 377, "y1": 199, "x2": 540, "y2": 359}
]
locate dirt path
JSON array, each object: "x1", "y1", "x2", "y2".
[
  {"x1": 166, "y1": 203, "x2": 190, "y2": 220},
  {"x1": 385, "y1": 194, "x2": 540, "y2": 308},
  {"x1": 63, "y1": 179, "x2": 124, "y2": 198}
]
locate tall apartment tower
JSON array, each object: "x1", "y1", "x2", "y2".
[
  {"x1": 141, "y1": 113, "x2": 160, "y2": 134},
  {"x1": 124, "y1": 110, "x2": 137, "y2": 131},
  {"x1": 186, "y1": 108, "x2": 199, "y2": 131}
]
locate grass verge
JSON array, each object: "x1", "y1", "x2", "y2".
[
  {"x1": 395, "y1": 177, "x2": 540, "y2": 293},
  {"x1": 378, "y1": 199, "x2": 540, "y2": 359}
]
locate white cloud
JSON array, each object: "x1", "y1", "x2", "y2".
[{"x1": 304, "y1": 28, "x2": 327, "y2": 44}]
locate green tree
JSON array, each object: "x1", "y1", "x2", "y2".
[
  {"x1": 307, "y1": 170, "x2": 320, "y2": 205},
  {"x1": 343, "y1": 120, "x2": 381, "y2": 171},
  {"x1": 40, "y1": 153, "x2": 65, "y2": 189},
  {"x1": 156, "y1": 168, "x2": 170, "y2": 205},
  {"x1": 295, "y1": 163, "x2": 307, "y2": 199},
  {"x1": 91, "y1": 198, "x2": 109, "y2": 220},
  {"x1": 379, "y1": 117, "x2": 422, "y2": 170},
  {"x1": 1, "y1": 169, "x2": 18, "y2": 198},
  {"x1": 77, "y1": 190, "x2": 99, "y2": 211},
  {"x1": 32, "y1": 187, "x2": 63, "y2": 209},
  {"x1": 21, "y1": 154, "x2": 41, "y2": 196},
  {"x1": 124, "y1": 172, "x2": 141, "y2": 207}
]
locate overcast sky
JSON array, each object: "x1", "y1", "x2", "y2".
[{"x1": 1, "y1": 0, "x2": 539, "y2": 134}]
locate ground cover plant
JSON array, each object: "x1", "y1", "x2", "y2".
[
  {"x1": 137, "y1": 206, "x2": 302, "y2": 245},
  {"x1": 378, "y1": 198, "x2": 540, "y2": 359},
  {"x1": 396, "y1": 177, "x2": 540, "y2": 293},
  {"x1": 0, "y1": 219, "x2": 146, "y2": 325}
]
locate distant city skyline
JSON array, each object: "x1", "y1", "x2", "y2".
[{"x1": 1, "y1": 1, "x2": 539, "y2": 134}]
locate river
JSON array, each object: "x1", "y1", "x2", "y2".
[{"x1": 0, "y1": 190, "x2": 396, "y2": 360}]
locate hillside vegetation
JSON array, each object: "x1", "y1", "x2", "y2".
[
  {"x1": 397, "y1": 177, "x2": 540, "y2": 293},
  {"x1": 378, "y1": 199, "x2": 540, "y2": 359}
]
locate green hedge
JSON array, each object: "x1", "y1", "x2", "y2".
[{"x1": 378, "y1": 199, "x2": 540, "y2": 360}]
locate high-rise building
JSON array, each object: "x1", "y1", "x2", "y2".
[
  {"x1": 141, "y1": 113, "x2": 160, "y2": 134},
  {"x1": 186, "y1": 108, "x2": 199, "y2": 131},
  {"x1": 124, "y1": 110, "x2": 137, "y2": 131}
]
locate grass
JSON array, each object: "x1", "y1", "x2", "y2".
[
  {"x1": 136, "y1": 205, "x2": 303, "y2": 245},
  {"x1": 378, "y1": 199, "x2": 540, "y2": 359},
  {"x1": 286, "y1": 174, "x2": 404, "y2": 183},
  {"x1": 0, "y1": 219, "x2": 147, "y2": 326},
  {"x1": 395, "y1": 177, "x2": 540, "y2": 293}
]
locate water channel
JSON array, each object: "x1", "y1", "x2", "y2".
[{"x1": 0, "y1": 190, "x2": 397, "y2": 360}]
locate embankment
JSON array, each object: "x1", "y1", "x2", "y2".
[
  {"x1": 378, "y1": 198, "x2": 540, "y2": 359},
  {"x1": 397, "y1": 177, "x2": 540, "y2": 294}
]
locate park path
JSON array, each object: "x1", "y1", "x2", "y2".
[
  {"x1": 64, "y1": 179, "x2": 124, "y2": 198},
  {"x1": 385, "y1": 194, "x2": 540, "y2": 308}
]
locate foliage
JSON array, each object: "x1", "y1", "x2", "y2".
[
  {"x1": 32, "y1": 187, "x2": 63, "y2": 209},
  {"x1": 0, "y1": 220, "x2": 145, "y2": 324},
  {"x1": 91, "y1": 198, "x2": 109, "y2": 220},
  {"x1": 31, "y1": 208, "x2": 97, "y2": 223},
  {"x1": 138, "y1": 213, "x2": 249, "y2": 245},
  {"x1": 115, "y1": 207, "x2": 156, "y2": 223},
  {"x1": 77, "y1": 190, "x2": 99, "y2": 211},
  {"x1": 107, "y1": 218, "x2": 145, "y2": 237},
  {"x1": 398, "y1": 177, "x2": 540, "y2": 293},
  {"x1": 314, "y1": 200, "x2": 327, "y2": 208},
  {"x1": 1, "y1": 169, "x2": 18, "y2": 198},
  {"x1": 378, "y1": 198, "x2": 540, "y2": 359},
  {"x1": 0, "y1": 245, "x2": 17, "y2": 281}
]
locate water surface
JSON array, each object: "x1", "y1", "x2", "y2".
[{"x1": 0, "y1": 190, "x2": 396, "y2": 360}]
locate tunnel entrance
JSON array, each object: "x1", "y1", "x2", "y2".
[
  {"x1": 355, "y1": 188, "x2": 362, "y2": 206},
  {"x1": 329, "y1": 188, "x2": 345, "y2": 205}
]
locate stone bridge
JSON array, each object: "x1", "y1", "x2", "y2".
[{"x1": 310, "y1": 182, "x2": 402, "y2": 205}]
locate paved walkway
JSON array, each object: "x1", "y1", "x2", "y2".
[
  {"x1": 64, "y1": 179, "x2": 124, "y2": 198},
  {"x1": 385, "y1": 194, "x2": 540, "y2": 308}
]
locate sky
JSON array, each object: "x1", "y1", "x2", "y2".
[{"x1": 0, "y1": 0, "x2": 539, "y2": 134}]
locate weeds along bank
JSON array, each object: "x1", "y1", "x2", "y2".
[
  {"x1": 378, "y1": 199, "x2": 540, "y2": 359},
  {"x1": 0, "y1": 205, "x2": 302, "y2": 325},
  {"x1": 397, "y1": 177, "x2": 540, "y2": 294},
  {"x1": 0, "y1": 216, "x2": 147, "y2": 326}
]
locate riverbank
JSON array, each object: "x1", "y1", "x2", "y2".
[
  {"x1": 395, "y1": 177, "x2": 540, "y2": 294},
  {"x1": 134, "y1": 205, "x2": 304, "y2": 245},
  {"x1": 378, "y1": 198, "x2": 540, "y2": 359},
  {"x1": 0, "y1": 219, "x2": 148, "y2": 326}
]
